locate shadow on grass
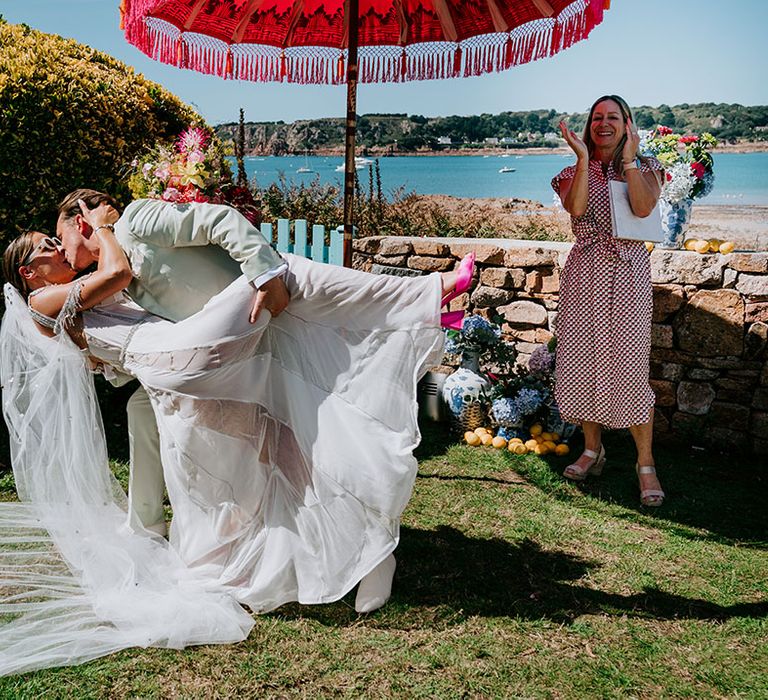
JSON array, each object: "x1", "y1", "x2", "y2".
[
  {"x1": 418, "y1": 419, "x2": 768, "y2": 547},
  {"x1": 274, "y1": 526, "x2": 768, "y2": 629}
]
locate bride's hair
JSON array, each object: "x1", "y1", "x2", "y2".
[{"x1": 3, "y1": 231, "x2": 38, "y2": 298}]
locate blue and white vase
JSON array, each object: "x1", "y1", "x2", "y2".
[
  {"x1": 659, "y1": 197, "x2": 693, "y2": 249},
  {"x1": 546, "y1": 402, "x2": 578, "y2": 442},
  {"x1": 442, "y1": 352, "x2": 490, "y2": 432}
]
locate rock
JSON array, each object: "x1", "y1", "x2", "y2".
[
  {"x1": 480, "y1": 267, "x2": 524, "y2": 288},
  {"x1": 373, "y1": 253, "x2": 409, "y2": 267},
  {"x1": 752, "y1": 387, "x2": 768, "y2": 411},
  {"x1": 352, "y1": 253, "x2": 372, "y2": 272},
  {"x1": 525, "y1": 269, "x2": 560, "y2": 293},
  {"x1": 658, "y1": 362, "x2": 685, "y2": 382},
  {"x1": 650, "y1": 379, "x2": 676, "y2": 407},
  {"x1": 715, "y1": 377, "x2": 754, "y2": 403},
  {"x1": 497, "y1": 300, "x2": 548, "y2": 326},
  {"x1": 745, "y1": 322, "x2": 768, "y2": 360},
  {"x1": 503, "y1": 248, "x2": 557, "y2": 267},
  {"x1": 378, "y1": 239, "x2": 412, "y2": 256},
  {"x1": 735, "y1": 273, "x2": 768, "y2": 298},
  {"x1": 709, "y1": 401, "x2": 751, "y2": 426},
  {"x1": 722, "y1": 268, "x2": 738, "y2": 289},
  {"x1": 746, "y1": 302, "x2": 768, "y2": 323},
  {"x1": 411, "y1": 240, "x2": 450, "y2": 256},
  {"x1": 653, "y1": 410, "x2": 672, "y2": 434},
  {"x1": 707, "y1": 426, "x2": 750, "y2": 450},
  {"x1": 449, "y1": 243, "x2": 505, "y2": 265},
  {"x1": 652, "y1": 284, "x2": 685, "y2": 322},
  {"x1": 354, "y1": 237, "x2": 383, "y2": 254},
  {"x1": 408, "y1": 255, "x2": 455, "y2": 272},
  {"x1": 674, "y1": 289, "x2": 744, "y2": 356},
  {"x1": 515, "y1": 342, "x2": 543, "y2": 355},
  {"x1": 651, "y1": 250, "x2": 726, "y2": 285},
  {"x1": 671, "y1": 411, "x2": 706, "y2": 438},
  {"x1": 470, "y1": 285, "x2": 516, "y2": 307},
  {"x1": 652, "y1": 324, "x2": 674, "y2": 348},
  {"x1": 677, "y1": 381, "x2": 716, "y2": 415},
  {"x1": 504, "y1": 328, "x2": 535, "y2": 342},
  {"x1": 535, "y1": 328, "x2": 554, "y2": 344},
  {"x1": 750, "y1": 411, "x2": 768, "y2": 439},
  {"x1": 687, "y1": 368, "x2": 720, "y2": 380},
  {"x1": 726, "y1": 253, "x2": 768, "y2": 273}
]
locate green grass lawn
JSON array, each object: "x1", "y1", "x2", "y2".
[{"x1": 0, "y1": 424, "x2": 766, "y2": 699}]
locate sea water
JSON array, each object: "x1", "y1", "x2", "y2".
[{"x1": 241, "y1": 152, "x2": 768, "y2": 207}]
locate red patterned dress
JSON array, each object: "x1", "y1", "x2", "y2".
[{"x1": 551, "y1": 158, "x2": 663, "y2": 429}]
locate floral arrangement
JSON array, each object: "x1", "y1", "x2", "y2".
[
  {"x1": 642, "y1": 126, "x2": 718, "y2": 204},
  {"x1": 127, "y1": 127, "x2": 261, "y2": 224},
  {"x1": 488, "y1": 341, "x2": 555, "y2": 438}
]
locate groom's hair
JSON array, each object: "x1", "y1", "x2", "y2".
[{"x1": 57, "y1": 189, "x2": 118, "y2": 223}]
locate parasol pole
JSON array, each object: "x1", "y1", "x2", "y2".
[{"x1": 342, "y1": 0, "x2": 359, "y2": 268}]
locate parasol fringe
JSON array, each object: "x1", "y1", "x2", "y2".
[{"x1": 125, "y1": 0, "x2": 605, "y2": 84}]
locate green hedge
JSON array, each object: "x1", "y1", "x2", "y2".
[{"x1": 0, "y1": 17, "x2": 202, "y2": 244}]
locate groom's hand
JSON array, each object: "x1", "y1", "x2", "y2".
[{"x1": 250, "y1": 276, "x2": 290, "y2": 323}]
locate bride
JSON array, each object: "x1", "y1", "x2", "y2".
[{"x1": 0, "y1": 200, "x2": 474, "y2": 675}]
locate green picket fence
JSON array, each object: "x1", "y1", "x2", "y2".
[{"x1": 260, "y1": 219, "x2": 344, "y2": 265}]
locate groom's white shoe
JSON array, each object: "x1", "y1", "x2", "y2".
[{"x1": 354, "y1": 553, "x2": 396, "y2": 613}]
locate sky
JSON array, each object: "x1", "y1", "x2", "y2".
[{"x1": 1, "y1": 0, "x2": 766, "y2": 126}]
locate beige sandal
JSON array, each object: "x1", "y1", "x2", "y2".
[
  {"x1": 636, "y1": 464, "x2": 665, "y2": 507},
  {"x1": 563, "y1": 445, "x2": 606, "y2": 481}
]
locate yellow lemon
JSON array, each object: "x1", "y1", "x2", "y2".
[
  {"x1": 513, "y1": 443, "x2": 528, "y2": 455},
  {"x1": 683, "y1": 238, "x2": 698, "y2": 251},
  {"x1": 509, "y1": 437, "x2": 523, "y2": 444},
  {"x1": 535, "y1": 436, "x2": 544, "y2": 444},
  {"x1": 529, "y1": 424, "x2": 543, "y2": 437},
  {"x1": 480, "y1": 433, "x2": 494, "y2": 446},
  {"x1": 543, "y1": 440, "x2": 557, "y2": 452},
  {"x1": 719, "y1": 241, "x2": 735, "y2": 254},
  {"x1": 540, "y1": 432, "x2": 554, "y2": 442},
  {"x1": 465, "y1": 432, "x2": 481, "y2": 446},
  {"x1": 708, "y1": 239, "x2": 721, "y2": 252},
  {"x1": 534, "y1": 443, "x2": 550, "y2": 455},
  {"x1": 644, "y1": 241, "x2": 654, "y2": 252},
  {"x1": 551, "y1": 432, "x2": 561, "y2": 443},
  {"x1": 524, "y1": 439, "x2": 539, "y2": 451},
  {"x1": 555, "y1": 443, "x2": 570, "y2": 456},
  {"x1": 491, "y1": 436, "x2": 507, "y2": 449},
  {"x1": 694, "y1": 240, "x2": 710, "y2": 254},
  {"x1": 474, "y1": 427, "x2": 490, "y2": 436}
]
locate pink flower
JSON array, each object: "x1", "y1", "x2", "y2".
[
  {"x1": 161, "y1": 187, "x2": 181, "y2": 202},
  {"x1": 656, "y1": 126, "x2": 673, "y2": 136},
  {"x1": 690, "y1": 162, "x2": 705, "y2": 179},
  {"x1": 679, "y1": 135, "x2": 699, "y2": 144}
]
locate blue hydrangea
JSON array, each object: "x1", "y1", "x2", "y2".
[
  {"x1": 443, "y1": 333, "x2": 462, "y2": 355},
  {"x1": 462, "y1": 315, "x2": 500, "y2": 347},
  {"x1": 491, "y1": 397, "x2": 523, "y2": 426},
  {"x1": 515, "y1": 388, "x2": 545, "y2": 416}
]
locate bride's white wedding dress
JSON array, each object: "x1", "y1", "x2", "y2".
[{"x1": 0, "y1": 254, "x2": 443, "y2": 675}]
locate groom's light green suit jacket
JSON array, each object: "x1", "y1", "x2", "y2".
[{"x1": 115, "y1": 198, "x2": 283, "y2": 322}]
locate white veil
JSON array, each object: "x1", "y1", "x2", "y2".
[{"x1": 0, "y1": 284, "x2": 253, "y2": 676}]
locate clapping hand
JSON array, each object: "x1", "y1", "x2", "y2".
[
  {"x1": 559, "y1": 120, "x2": 588, "y2": 161},
  {"x1": 623, "y1": 118, "x2": 640, "y2": 163}
]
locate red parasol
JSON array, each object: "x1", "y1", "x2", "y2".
[{"x1": 121, "y1": 0, "x2": 610, "y2": 265}]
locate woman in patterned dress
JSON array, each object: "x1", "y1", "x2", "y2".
[{"x1": 551, "y1": 94, "x2": 665, "y2": 507}]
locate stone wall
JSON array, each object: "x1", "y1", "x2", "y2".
[{"x1": 353, "y1": 237, "x2": 768, "y2": 454}]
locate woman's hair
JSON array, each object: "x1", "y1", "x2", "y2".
[
  {"x1": 583, "y1": 94, "x2": 649, "y2": 175},
  {"x1": 3, "y1": 231, "x2": 39, "y2": 298}
]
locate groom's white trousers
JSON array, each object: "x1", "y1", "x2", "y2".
[{"x1": 126, "y1": 385, "x2": 166, "y2": 536}]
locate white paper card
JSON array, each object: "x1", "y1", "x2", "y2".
[{"x1": 609, "y1": 180, "x2": 663, "y2": 242}]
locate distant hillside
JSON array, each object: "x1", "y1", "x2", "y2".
[{"x1": 214, "y1": 103, "x2": 768, "y2": 155}]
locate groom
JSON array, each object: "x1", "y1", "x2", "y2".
[
  {"x1": 56, "y1": 189, "x2": 289, "y2": 538},
  {"x1": 56, "y1": 189, "x2": 394, "y2": 613}
]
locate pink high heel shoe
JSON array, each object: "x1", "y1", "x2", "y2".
[
  {"x1": 441, "y1": 310, "x2": 465, "y2": 330},
  {"x1": 442, "y1": 252, "x2": 476, "y2": 308}
]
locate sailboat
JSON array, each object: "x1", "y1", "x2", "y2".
[
  {"x1": 297, "y1": 150, "x2": 314, "y2": 174},
  {"x1": 499, "y1": 166, "x2": 516, "y2": 173}
]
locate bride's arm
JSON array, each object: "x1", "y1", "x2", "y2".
[{"x1": 31, "y1": 201, "x2": 132, "y2": 320}]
